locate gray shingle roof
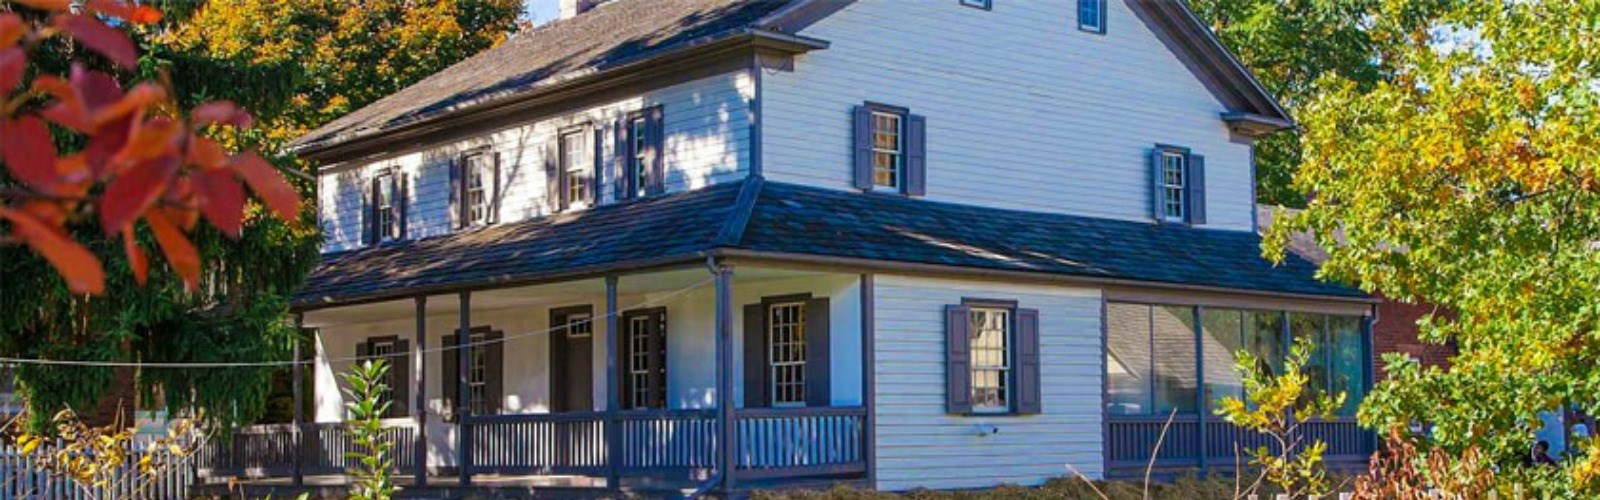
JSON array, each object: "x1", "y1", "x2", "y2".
[
  {"x1": 293, "y1": 180, "x2": 1362, "y2": 308},
  {"x1": 292, "y1": 0, "x2": 794, "y2": 151}
]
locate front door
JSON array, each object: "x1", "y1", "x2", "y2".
[
  {"x1": 620, "y1": 307, "x2": 668, "y2": 409},
  {"x1": 550, "y1": 306, "x2": 594, "y2": 412}
]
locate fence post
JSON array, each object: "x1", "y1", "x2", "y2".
[{"x1": 293, "y1": 312, "x2": 305, "y2": 486}]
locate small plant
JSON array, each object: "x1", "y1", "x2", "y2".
[
  {"x1": 1212, "y1": 336, "x2": 1344, "y2": 498},
  {"x1": 343, "y1": 359, "x2": 398, "y2": 500}
]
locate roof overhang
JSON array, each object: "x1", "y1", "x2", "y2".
[
  {"x1": 292, "y1": 29, "x2": 828, "y2": 163},
  {"x1": 1222, "y1": 111, "x2": 1295, "y2": 137},
  {"x1": 1129, "y1": 1, "x2": 1294, "y2": 132}
]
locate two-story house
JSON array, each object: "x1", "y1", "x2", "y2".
[{"x1": 197, "y1": 0, "x2": 1376, "y2": 495}]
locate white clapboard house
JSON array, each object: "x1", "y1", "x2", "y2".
[{"x1": 198, "y1": 0, "x2": 1375, "y2": 495}]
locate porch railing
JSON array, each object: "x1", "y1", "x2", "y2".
[
  {"x1": 197, "y1": 420, "x2": 418, "y2": 478},
  {"x1": 1107, "y1": 415, "x2": 1375, "y2": 472},
  {"x1": 467, "y1": 412, "x2": 609, "y2": 476},
  {"x1": 735, "y1": 406, "x2": 867, "y2": 480}
]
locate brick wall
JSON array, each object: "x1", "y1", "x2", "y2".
[{"x1": 1372, "y1": 297, "x2": 1456, "y2": 381}]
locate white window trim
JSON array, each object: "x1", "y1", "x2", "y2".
[
  {"x1": 375, "y1": 172, "x2": 401, "y2": 242},
  {"x1": 1078, "y1": 0, "x2": 1106, "y2": 34},
  {"x1": 627, "y1": 315, "x2": 652, "y2": 409},
  {"x1": 560, "y1": 128, "x2": 593, "y2": 210},
  {"x1": 629, "y1": 117, "x2": 650, "y2": 199},
  {"x1": 466, "y1": 331, "x2": 489, "y2": 416},
  {"x1": 969, "y1": 307, "x2": 1013, "y2": 414},
  {"x1": 768, "y1": 301, "x2": 808, "y2": 408},
  {"x1": 1160, "y1": 150, "x2": 1188, "y2": 223},
  {"x1": 869, "y1": 110, "x2": 905, "y2": 193},
  {"x1": 463, "y1": 152, "x2": 493, "y2": 227},
  {"x1": 564, "y1": 312, "x2": 594, "y2": 339},
  {"x1": 960, "y1": 0, "x2": 991, "y2": 10}
]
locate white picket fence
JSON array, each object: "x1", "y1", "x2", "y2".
[{"x1": 0, "y1": 440, "x2": 196, "y2": 499}]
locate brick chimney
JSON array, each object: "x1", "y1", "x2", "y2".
[{"x1": 559, "y1": 0, "x2": 607, "y2": 20}]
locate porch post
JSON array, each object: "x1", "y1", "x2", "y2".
[
  {"x1": 714, "y1": 264, "x2": 736, "y2": 492},
  {"x1": 1194, "y1": 306, "x2": 1208, "y2": 474},
  {"x1": 414, "y1": 296, "x2": 428, "y2": 486},
  {"x1": 860, "y1": 274, "x2": 877, "y2": 488},
  {"x1": 604, "y1": 276, "x2": 621, "y2": 490},
  {"x1": 292, "y1": 313, "x2": 304, "y2": 487},
  {"x1": 457, "y1": 291, "x2": 473, "y2": 486}
]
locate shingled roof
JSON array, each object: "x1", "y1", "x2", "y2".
[
  {"x1": 292, "y1": 0, "x2": 801, "y2": 152},
  {"x1": 293, "y1": 180, "x2": 1362, "y2": 308}
]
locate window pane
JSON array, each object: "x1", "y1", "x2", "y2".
[
  {"x1": 1329, "y1": 316, "x2": 1365, "y2": 416},
  {"x1": 769, "y1": 302, "x2": 807, "y2": 406},
  {"x1": 1246, "y1": 310, "x2": 1284, "y2": 377},
  {"x1": 1201, "y1": 308, "x2": 1246, "y2": 404},
  {"x1": 1290, "y1": 313, "x2": 1330, "y2": 399},
  {"x1": 969, "y1": 308, "x2": 1011, "y2": 412},
  {"x1": 1153, "y1": 306, "x2": 1197, "y2": 414},
  {"x1": 870, "y1": 111, "x2": 902, "y2": 189},
  {"x1": 1106, "y1": 303, "x2": 1153, "y2": 416}
]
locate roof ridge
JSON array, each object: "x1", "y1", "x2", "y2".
[{"x1": 714, "y1": 174, "x2": 765, "y2": 247}]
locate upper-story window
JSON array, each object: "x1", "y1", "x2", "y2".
[
  {"x1": 1078, "y1": 0, "x2": 1106, "y2": 34},
  {"x1": 852, "y1": 103, "x2": 927, "y2": 196},
  {"x1": 629, "y1": 117, "x2": 650, "y2": 198},
  {"x1": 960, "y1": 0, "x2": 991, "y2": 10},
  {"x1": 362, "y1": 170, "x2": 404, "y2": 245},
  {"x1": 617, "y1": 106, "x2": 665, "y2": 201},
  {"x1": 456, "y1": 150, "x2": 498, "y2": 228},
  {"x1": 1150, "y1": 144, "x2": 1206, "y2": 225},
  {"x1": 559, "y1": 127, "x2": 592, "y2": 210}
]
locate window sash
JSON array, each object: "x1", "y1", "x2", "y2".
[
  {"x1": 464, "y1": 154, "x2": 492, "y2": 226},
  {"x1": 627, "y1": 315, "x2": 653, "y2": 408},
  {"x1": 630, "y1": 118, "x2": 649, "y2": 198},
  {"x1": 1160, "y1": 151, "x2": 1187, "y2": 222},
  {"x1": 369, "y1": 340, "x2": 399, "y2": 416},
  {"x1": 969, "y1": 307, "x2": 1012, "y2": 412},
  {"x1": 1078, "y1": 0, "x2": 1104, "y2": 32},
  {"x1": 375, "y1": 173, "x2": 400, "y2": 241},
  {"x1": 768, "y1": 302, "x2": 807, "y2": 407},
  {"x1": 467, "y1": 332, "x2": 489, "y2": 415},
  {"x1": 870, "y1": 111, "x2": 904, "y2": 190},
  {"x1": 560, "y1": 130, "x2": 591, "y2": 207}
]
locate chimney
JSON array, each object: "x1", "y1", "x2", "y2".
[{"x1": 559, "y1": 0, "x2": 607, "y2": 20}]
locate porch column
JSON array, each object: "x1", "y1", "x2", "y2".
[
  {"x1": 1194, "y1": 305, "x2": 1208, "y2": 474},
  {"x1": 292, "y1": 313, "x2": 304, "y2": 487},
  {"x1": 604, "y1": 276, "x2": 621, "y2": 490},
  {"x1": 414, "y1": 296, "x2": 428, "y2": 486},
  {"x1": 714, "y1": 264, "x2": 736, "y2": 492},
  {"x1": 457, "y1": 291, "x2": 472, "y2": 486},
  {"x1": 860, "y1": 274, "x2": 877, "y2": 487}
]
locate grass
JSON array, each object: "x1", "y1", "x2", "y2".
[{"x1": 751, "y1": 476, "x2": 1275, "y2": 500}]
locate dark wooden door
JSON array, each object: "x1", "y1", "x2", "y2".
[{"x1": 550, "y1": 306, "x2": 594, "y2": 413}]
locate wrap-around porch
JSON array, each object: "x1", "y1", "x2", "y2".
[{"x1": 199, "y1": 265, "x2": 871, "y2": 494}]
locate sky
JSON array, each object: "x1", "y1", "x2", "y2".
[{"x1": 525, "y1": 0, "x2": 560, "y2": 26}]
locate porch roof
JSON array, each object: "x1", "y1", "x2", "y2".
[{"x1": 293, "y1": 179, "x2": 1363, "y2": 309}]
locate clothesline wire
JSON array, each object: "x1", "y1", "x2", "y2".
[{"x1": 0, "y1": 276, "x2": 716, "y2": 369}]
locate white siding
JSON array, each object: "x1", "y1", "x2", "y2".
[
  {"x1": 873, "y1": 275, "x2": 1104, "y2": 490},
  {"x1": 763, "y1": 0, "x2": 1255, "y2": 230},
  {"x1": 317, "y1": 69, "x2": 755, "y2": 253}
]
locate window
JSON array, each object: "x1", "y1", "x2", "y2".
[
  {"x1": 629, "y1": 117, "x2": 650, "y2": 199},
  {"x1": 357, "y1": 336, "x2": 410, "y2": 418},
  {"x1": 1106, "y1": 304, "x2": 1196, "y2": 415},
  {"x1": 467, "y1": 330, "x2": 489, "y2": 415},
  {"x1": 1078, "y1": 0, "x2": 1106, "y2": 34},
  {"x1": 1159, "y1": 151, "x2": 1187, "y2": 222},
  {"x1": 969, "y1": 307, "x2": 1012, "y2": 412},
  {"x1": 628, "y1": 315, "x2": 652, "y2": 408},
  {"x1": 374, "y1": 172, "x2": 401, "y2": 242},
  {"x1": 460, "y1": 152, "x2": 495, "y2": 227},
  {"x1": 445, "y1": 327, "x2": 501, "y2": 419},
  {"x1": 563, "y1": 311, "x2": 593, "y2": 338},
  {"x1": 1293, "y1": 313, "x2": 1366, "y2": 416},
  {"x1": 870, "y1": 111, "x2": 904, "y2": 190},
  {"x1": 960, "y1": 0, "x2": 991, "y2": 10},
  {"x1": 768, "y1": 301, "x2": 807, "y2": 407},
  {"x1": 560, "y1": 128, "x2": 591, "y2": 209},
  {"x1": 370, "y1": 339, "x2": 399, "y2": 416}
]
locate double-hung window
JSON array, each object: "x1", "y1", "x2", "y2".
[
  {"x1": 629, "y1": 117, "x2": 650, "y2": 199},
  {"x1": 853, "y1": 103, "x2": 925, "y2": 196},
  {"x1": 373, "y1": 172, "x2": 402, "y2": 242},
  {"x1": 968, "y1": 307, "x2": 1012, "y2": 412},
  {"x1": 560, "y1": 128, "x2": 592, "y2": 209},
  {"x1": 460, "y1": 151, "x2": 495, "y2": 227},
  {"x1": 768, "y1": 301, "x2": 807, "y2": 407},
  {"x1": 1160, "y1": 150, "x2": 1187, "y2": 222},
  {"x1": 870, "y1": 111, "x2": 905, "y2": 191},
  {"x1": 1078, "y1": 0, "x2": 1106, "y2": 34},
  {"x1": 466, "y1": 330, "x2": 489, "y2": 415},
  {"x1": 369, "y1": 339, "x2": 399, "y2": 416}
]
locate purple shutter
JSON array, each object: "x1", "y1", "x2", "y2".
[
  {"x1": 804, "y1": 297, "x2": 831, "y2": 407},
  {"x1": 592, "y1": 126, "x2": 605, "y2": 204},
  {"x1": 613, "y1": 119, "x2": 630, "y2": 201},
  {"x1": 647, "y1": 106, "x2": 665, "y2": 195},
  {"x1": 945, "y1": 304, "x2": 973, "y2": 414},
  {"x1": 449, "y1": 158, "x2": 463, "y2": 228},
  {"x1": 1187, "y1": 154, "x2": 1206, "y2": 225},
  {"x1": 545, "y1": 138, "x2": 562, "y2": 212},
  {"x1": 743, "y1": 304, "x2": 768, "y2": 408},
  {"x1": 396, "y1": 174, "x2": 408, "y2": 239},
  {"x1": 488, "y1": 153, "x2": 502, "y2": 224},
  {"x1": 391, "y1": 339, "x2": 411, "y2": 418},
  {"x1": 441, "y1": 333, "x2": 459, "y2": 421},
  {"x1": 1015, "y1": 308, "x2": 1042, "y2": 415},
  {"x1": 485, "y1": 330, "x2": 504, "y2": 415},
  {"x1": 852, "y1": 106, "x2": 873, "y2": 190},
  {"x1": 1149, "y1": 148, "x2": 1165, "y2": 223},
  {"x1": 360, "y1": 178, "x2": 376, "y2": 245},
  {"x1": 906, "y1": 113, "x2": 927, "y2": 196}
]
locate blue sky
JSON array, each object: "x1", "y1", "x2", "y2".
[{"x1": 525, "y1": 0, "x2": 560, "y2": 25}]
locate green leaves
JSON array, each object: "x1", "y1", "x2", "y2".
[
  {"x1": 342, "y1": 359, "x2": 397, "y2": 500},
  {"x1": 1213, "y1": 336, "x2": 1343, "y2": 498}
]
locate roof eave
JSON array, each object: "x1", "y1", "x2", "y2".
[{"x1": 289, "y1": 29, "x2": 829, "y2": 163}]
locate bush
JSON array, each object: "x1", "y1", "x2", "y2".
[{"x1": 752, "y1": 475, "x2": 1298, "y2": 500}]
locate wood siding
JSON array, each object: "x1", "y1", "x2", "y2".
[
  {"x1": 872, "y1": 275, "x2": 1104, "y2": 490},
  {"x1": 761, "y1": 0, "x2": 1255, "y2": 230},
  {"x1": 316, "y1": 70, "x2": 754, "y2": 253}
]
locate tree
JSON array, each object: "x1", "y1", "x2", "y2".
[
  {"x1": 1264, "y1": 0, "x2": 1600, "y2": 493},
  {"x1": 1188, "y1": 0, "x2": 1455, "y2": 207}
]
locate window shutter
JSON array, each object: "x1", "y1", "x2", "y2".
[
  {"x1": 851, "y1": 106, "x2": 873, "y2": 190},
  {"x1": 804, "y1": 298, "x2": 831, "y2": 407},
  {"x1": 361, "y1": 178, "x2": 376, "y2": 245},
  {"x1": 743, "y1": 304, "x2": 768, "y2": 408},
  {"x1": 391, "y1": 339, "x2": 411, "y2": 418},
  {"x1": 1015, "y1": 308, "x2": 1042, "y2": 415},
  {"x1": 545, "y1": 139, "x2": 562, "y2": 212},
  {"x1": 1149, "y1": 148, "x2": 1165, "y2": 223},
  {"x1": 613, "y1": 119, "x2": 630, "y2": 201},
  {"x1": 485, "y1": 330, "x2": 504, "y2": 415},
  {"x1": 1187, "y1": 154, "x2": 1206, "y2": 225},
  {"x1": 442, "y1": 333, "x2": 459, "y2": 421},
  {"x1": 396, "y1": 174, "x2": 408, "y2": 239},
  {"x1": 646, "y1": 106, "x2": 666, "y2": 196},
  {"x1": 592, "y1": 126, "x2": 606, "y2": 204},
  {"x1": 449, "y1": 159, "x2": 463, "y2": 229},
  {"x1": 906, "y1": 114, "x2": 927, "y2": 196},
  {"x1": 945, "y1": 304, "x2": 973, "y2": 414},
  {"x1": 488, "y1": 153, "x2": 502, "y2": 224}
]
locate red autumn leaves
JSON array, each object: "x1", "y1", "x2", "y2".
[{"x1": 0, "y1": 0, "x2": 301, "y2": 295}]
